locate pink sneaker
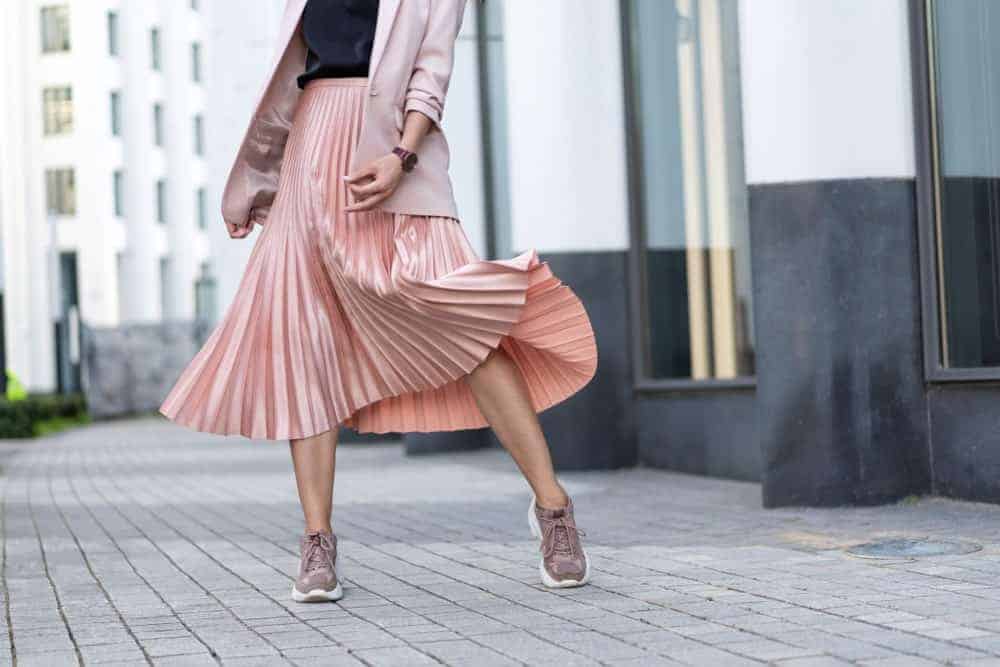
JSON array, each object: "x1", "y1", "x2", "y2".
[
  {"x1": 292, "y1": 530, "x2": 343, "y2": 602},
  {"x1": 528, "y1": 496, "x2": 591, "y2": 588}
]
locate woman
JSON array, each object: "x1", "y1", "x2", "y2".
[{"x1": 160, "y1": 0, "x2": 598, "y2": 602}]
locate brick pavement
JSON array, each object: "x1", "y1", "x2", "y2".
[{"x1": 3, "y1": 418, "x2": 1000, "y2": 666}]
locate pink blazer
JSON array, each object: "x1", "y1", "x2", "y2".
[{"x1": 221, "y1": 0, "x2": 466, "y2": 227}]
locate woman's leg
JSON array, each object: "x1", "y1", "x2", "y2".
[
  {"x1": 466, "y1": 348, "x2": 569, "y2": 509},
  {"x1": 289, "y1": 428, "x2": 343, "y2": 602},
  {"x1": 289, "y1": 428, "x2": 339, "y2": 532}
]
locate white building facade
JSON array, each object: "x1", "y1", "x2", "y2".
[
  {"x1": 6, "y1": 0, "x2": 1000, "y2": 508},
  {"x1": 1, "y1": 0, "x2": 223, "y2": 393}
]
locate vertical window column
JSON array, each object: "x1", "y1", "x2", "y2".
[
  {"x1": 191, "y1": 43, "x2": 203, "y2": 83},
  {"x1": 919, "y1": 0, "x2": 1000, "y2": 374},
  {"x1": 110, "y1": 91, "x2": 122, "y2": 136},
  {"x1": 153, "y1": 103, "x2": 164, "y2": 146},
  {"x1": 156, "y1": 180, "x2": 167, "y2": 224},
  {"x1": 150, "y1": 27, "x2": 162, "y2": 71},
  {"x1": 193, "y1": 115, "x2": 204, "y2": 156},
  {"x1": 107, "y1": 10, "x2": 119, "y2": 56},
  {"x1": 113, "y1": 170, "x2": 125, "y2": 218},
  {"x1": 622, "y1": 0, "x2": 754, "y2": 384},
  {"x1": 196, "y1": 187, "x2": 207, "y2": 229}
]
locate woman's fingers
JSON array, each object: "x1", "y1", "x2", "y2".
[
  {"x1": 349, "y1": 177, "x2": 387, "y2": 197},
  {"x1": 343, "y1": 165, "x2": 376, "y2": 184},
  {"x1": 343, "y1": 154, "x2": 402, "y2": 211},
  {"x1": 345, "y1": 188, "x2": 391, "y2": 212},
  {"x1": 226, "y1": 221, "x2": 253, "y2": 238}
]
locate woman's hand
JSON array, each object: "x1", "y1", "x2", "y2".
[
  {"x1": 226, "y1": 220, "x2": 254, "y2": 239},
  {"x1": 343, "y1": 153, "x2": 404, "y2": 212}
]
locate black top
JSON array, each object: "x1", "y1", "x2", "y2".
[{"x1": 297, "y1": 0, "x2": 379, "y2": 89}]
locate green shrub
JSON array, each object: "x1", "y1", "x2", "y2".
[
  {"x1": 5, "y1": 370, "x2": 27, "y2": 401},
  {"x1": 0, "y1": 393, "x2": 87, "y2": 439}
]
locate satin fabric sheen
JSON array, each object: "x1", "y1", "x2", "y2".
[{"x1": 160, "y1": 79, "x2": 598, "y2": 440}]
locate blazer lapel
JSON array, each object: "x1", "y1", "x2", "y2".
[{"x1": 368, "y1": 0, "x2": 402, "y2": 79}]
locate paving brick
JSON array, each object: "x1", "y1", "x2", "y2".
[{"x1": 7, "y1": 417, "x2": 1000, "y2": 665}]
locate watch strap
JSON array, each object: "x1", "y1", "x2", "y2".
[{"x1": 392, "y1": 146, "x2": 418, "y2": 172}]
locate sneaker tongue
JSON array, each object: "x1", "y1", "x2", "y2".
[
  {"x1": 553, "y1": 525, "x2": 571, "y2": 554},
  {"x1": 304, "y1": 535, "x2": 330, "y2": 572}
]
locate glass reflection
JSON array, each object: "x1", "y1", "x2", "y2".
[{"x1": 626, "y1": 0, "x2": 754, "y2": 380}]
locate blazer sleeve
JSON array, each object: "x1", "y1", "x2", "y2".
[{"x1": 404, "y1": 0, "x2": 467, "y2": 128}]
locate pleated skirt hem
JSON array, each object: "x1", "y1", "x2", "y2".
[{"x1": 158, "y1": 78, "x2": 598, "y2": 441}]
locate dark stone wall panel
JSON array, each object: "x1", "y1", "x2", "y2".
[
  {"x1": 637, "y1": 390, "x2": 759, "y2": 482},
  {"x1": 929, "y1": 385, "x2": 1000, "y2": 502},
  {"x1": 749, "y1": 179, "x2": 931, "y2": 507}
]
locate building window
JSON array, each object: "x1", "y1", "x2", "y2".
[
  {"x1": 196, "y1": 187, "x2": 207, "y2": 229},
  {"x1": 159, "y1": 256, "x2": 172, "y2": 319},
  {"x1": 916, "y1": 0, "x2": 1000, "y2": 375},
  {"x1": 42, "y1": 86, "x2": 73, "y2": 135},
  {"x1": 191, "y1": 43, "x2": 202, "y2": 83},
  {"x1": 150, "y1": 27, "x2": 162, "y2": 71},
  {"x1": 153, "y1": 103, "x2": 164, "y2": 146},
  {"x1": 156, "y1": 179, "x2": 167, "y2": 223},
  {"x1": 55, "y1": 251, "x2": 81, "y2": 393},
  {"x1": 110, "y1": 91, "x2": 122, "y2": 136},
  {"x1": 622, "y1": 0, "x2": 754, "y2": 383},
  {"x1": 45, "y1": 168, "x2": 76, "y2": 215},
  {"x1": 113, "y1": 170, "x2": 124, "y2": 217},
  {"x1": 193, "y1": 115, "x2": 204, "y2": 156},
  {"x1": 115, "y1": 252, "x2": 126, "y2": 321},
  {"x1": 194, "y1": 262, "x2": 217, "y2": 324},
  {"x1": 107, "y1": 11, "x2": 119, "y2": 56},
  {"x1": 40, "y1": 6, "x2": 71, "y2": 53},
  {"x1": 474, "y1": 0, "x2": 513, "y2": 260}
]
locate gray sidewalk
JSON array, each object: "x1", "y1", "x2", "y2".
[{"x1": 3, "y1": 419, "x2": 1000, "y2": 666}]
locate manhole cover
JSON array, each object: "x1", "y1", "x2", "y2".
[{"x1": 846, "y1": 538, "x2": 981, "y2": 559}]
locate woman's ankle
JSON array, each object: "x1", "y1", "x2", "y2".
[
  {"x1": 535, "y1": 486, "x2": 569, "y2": 510},
  {"x1": 304, "y1": 522, "x2": 333, "y2": 534}
]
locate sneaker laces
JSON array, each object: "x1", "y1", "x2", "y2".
[
  {"x1": 540, "y1": 514, "x2": 586, "y2": 559},
  {"x1": 303, "y1": 532, "x2": 335, "y2": 573}
]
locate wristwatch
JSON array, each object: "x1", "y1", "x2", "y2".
[{"x1": 392, "y1": 146, "x2": 418, "y2": 173}]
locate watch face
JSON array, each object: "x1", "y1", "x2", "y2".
[{"x1": 403, "y1": 153, "x2": 418, "y2": 171}]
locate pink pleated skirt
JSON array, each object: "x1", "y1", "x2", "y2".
[{"x1": 159, "y1": 78, "x2": 598, "y2": 440}]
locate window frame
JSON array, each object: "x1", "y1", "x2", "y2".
[
  {"x1": 909, "y1": 0, "x2": 1000, "y2": 382},
  {"x1": 153, "y1": 103, "x2": 164, "y2": 146},
  {"x1": 42, "y1": 86, "x2": 73, "y2": 136},
  {"x1": 191, "y1": 42, "x2": 202, "y2": 83},
  {"x1": 113, "y1": 169, "x2": 125, "y2": 218},
  {"x1": 193, "y1": 114, "x2": 204, "y2": 156},
  {"x1": 196, "y1": 187, "x2": 207, "y2": 229},
  {"x1": 110, "y1": 90, "x2": 122, "y2": 136},
  {"x1": 40, "y1": 5, "x2": 71, "y2": 54},
  {"x1": 107, "y1": 10, "x2": 119, "y2": 57},
  {"x1": 155, "y1": 179, "x2": 167, "y2": 224},
  {"x1": 618, "y1": 0, "x2": 756, "y2": 393},
  {"x1": 150, "y1": 27, "x2": 162, "y2": 71},
  {"x1": 45, "y1": 168, "x2": 76, "y2": 216}
]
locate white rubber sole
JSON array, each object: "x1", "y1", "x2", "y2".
[
  {"x1": 291, "y1": 581, "x2": 343, "y2": 603},
  {"x1": 528, "y1": 496, "x2": 591, "y2": 588}
]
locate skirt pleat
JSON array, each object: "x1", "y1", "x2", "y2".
[{"x1": 160, "y1": 78, "x2": 598, "y2": 440}]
